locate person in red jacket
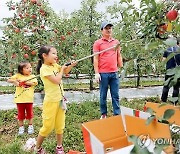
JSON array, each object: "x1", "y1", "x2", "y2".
[{"x1": 93, "y1": 21, "x2": 123, "y2": 119}]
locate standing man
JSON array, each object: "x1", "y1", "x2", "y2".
[
  {"x1": 161, "y1": 37, "x2": 180, "y2": 105},
  {"x1": 93, "y1": 21, "x2": 123, "y2": 119}
]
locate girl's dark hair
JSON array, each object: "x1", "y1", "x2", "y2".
[
  {"x1": 18, "y1": 61, "x2": 30, "y2": 75},
  {"x1": 36, "y1": 45, "x2": 53, "y2": 74}
]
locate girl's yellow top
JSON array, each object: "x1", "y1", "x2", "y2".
[
  {"x1": 10, "y1": 73, "x2": 38, "y2": 103},
  {"x1": 40, "y1": 63, "x2": 64, "y2": 102}
]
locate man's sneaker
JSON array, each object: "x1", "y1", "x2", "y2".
[
  {"x1": 28, "y1": 125, "x2": 34, "y2": 134},
  {"x1": 36, "y1": 147, "x2": 46, "y2": 154},
  {"x1": 100, "y1": 114, "x2": 107, "y2": 119},
  {"x1": 56, "y1": 146, "x2": 65, "y2": 154},
  {"x1": 18, "y1": 126, "x2": 24, "y2": 135}
]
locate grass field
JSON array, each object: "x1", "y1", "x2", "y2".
[{"x1": 0, "y1": 97, "x2": 161, "y2": 154}]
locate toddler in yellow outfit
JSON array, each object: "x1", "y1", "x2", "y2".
[{"x1": 7, "y1": 61, "x2": 38, "y2": 135}]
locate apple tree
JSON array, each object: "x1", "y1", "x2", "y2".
[
  {"x1": 64, "y1": 0, "x2": 107, "y2": 89},
  {"x1": 107, "y1": 0, "x2": 179, "y2": 87},
  {"x1": 1, "y1": 0, "x2": 64, "y2": 75}
]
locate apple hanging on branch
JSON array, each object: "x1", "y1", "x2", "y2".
[
  {"x1": 24, "y1": 53, "x2": 29, "y2": 59},
  {"x1": 60, "y1": 35, "x2": 66, "y2": 41},
  {"x1": 166, "y1": 10, "x2": 178, "y2": 21},
  {"x1": 31, "y1": 50, "x2": 36, "y2": 56},
  {"x1": 31, "y1": 0, "x2": 37, "y2": 4},
  {"x1": 15, "y1": 28, "x2": 20, "y2": 33},
  {"x1": 22, "y1": 45, "x2": 29, "y2": 51},
  {"x1": 158, "y1": 23, "x2": 167, "y2": 34}
]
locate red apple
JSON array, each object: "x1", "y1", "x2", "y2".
[
  {"x1": 31, "y1": 14, "x2": 37, "y2": 19},
  {"x1": 31, "y1": 0, "x2": 37, "y2": 4},
  {"x1": 54, "y1": 29, "x2": 58, "y2": 33},
  {"x1": 166, "y1": 10, "x2": 178, "y2": 21},
  {"x1": 15, "y1": 28, "x2": 20, "y2": 33},
  {"x1": 25, "y1": 13, "x2": 29, "y2": 17},
  {"x1": 24, "y1": 53, "x2": 29, "y2": 59},
  {"x1": 67, "y1": 31, "x2": 71, "y2": 35},
  {"x1": 60, "y1": 35, "x2": 66, "y2": 41},
  {"x1": 40, "y1": 25, "x2": 45, "y2": 29},
  {"x1": 31, "y1": 50, "x2": 36, "y2": 56},
  {"x1": 19, "y1": 13, "x2": 23, "y2": 18},
  {"x1": 40, "y1": 9, "x2": 45, "y2": 16},
  {"x1": 158, "y1": 24, "x2": 167, "y2": 34},
  {"x1": 23, "y1": 45, "x2": 29, "y2": 51}
]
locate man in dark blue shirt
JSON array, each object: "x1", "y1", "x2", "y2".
[{"x1": 161, "y1": 37, "x2": 180, "y2": 105}]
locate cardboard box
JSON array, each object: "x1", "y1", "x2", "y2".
[
  {"x1": 121, "y1": 106, "x2": 151, "y2": 131},
  {"x1": 144, "y1": 102, "x2": 180, "y2": 126},
  {"x1": 125, "y1": 115, "x2": 173, "y2": 154},
  {"x1": 82, "y1": 116, "x2": 132, "y2": 154},
  {"x1": 82, "y1": 113, "x2": 173, "y2": 154}
]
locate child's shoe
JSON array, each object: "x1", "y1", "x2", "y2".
[
  {"x1": 35, "y1": 147, "x2": 46, "y2": 154},
  {"x1": 100, "y1": 114, "x2": 107, "y2": 119},
  {"x1": 18, "y1": 126, "x2": 24, "y2": 135},
  {"x1": 56, "y1": 145, "x2": 65, "y2": 154},
  {"x1": 28, "y1": 125, "x2": 34, "y2": 134}
]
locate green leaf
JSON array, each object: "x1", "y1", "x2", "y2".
[
  {"x1": 128, "y1": 135, "x2": 138, "y2": 144},
  {"x1": 146, "y1": 115, "x2": 156, "y2": 125},
  {"x1": 158, "y1": 103, "x2": 167, "y2": 108},
  {"x1": 154, "y1": 146, "x2": 164, "y2": 154},
  {"x1": 151, "y1": 49, "x2": 164, "y2": 57},
  {"x1": 163, "y1": 38, "x2": 177, "y2": 47},
  {"x1": 146, "y1": 107, "x2": 155, "y2": 115},
  {"x1": 163, "y1": 53, "x2": 176, "y2": 67},
  {"x1": 140, "y1": 148, "x2": 152, "y2": 154},
  {"x1": 163, "y1": 109, "x2": 175, "y2": 120},
  {"x1": 130, "y1": 145, "x2": 138, "y2": 154},
  {"x1": 167, "y1": 97, "x2": 178, "y2": 104},
  {"x1": 166, "y1": 68, "x2": 176, "y2": 76},
  {"x1": 164, "y1": 77, "x2": 172, "y2": 86}
]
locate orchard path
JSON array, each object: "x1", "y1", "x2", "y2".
[{"x1": 0, "y1": 85, "x2": 173, "y2": 110}]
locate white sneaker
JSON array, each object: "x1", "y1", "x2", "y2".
[
  {"x1": 28, "y1": 125, "x2": 34, "y2": 134},
  {"x1": 100, "y1": 114, "x2": 107, "y2": 119},
  {"x1": 18, "y1": 126, "x2": 24, "y2": 135}
]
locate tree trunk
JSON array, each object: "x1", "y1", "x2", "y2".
[
  {"x1": 89, "y1": 5, "x2": 94, "y2": 90},
  {"x1": 136, "y1": 63, "x2": 141, "y2": 87}
]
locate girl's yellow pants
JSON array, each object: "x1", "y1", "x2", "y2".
[{"x1": 39, "y1": 101, "x2": 65, "y2": 137}]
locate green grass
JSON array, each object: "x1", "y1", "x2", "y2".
[{"x1": 0, "y1": 97, "x2": 161, "y2": 154}]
